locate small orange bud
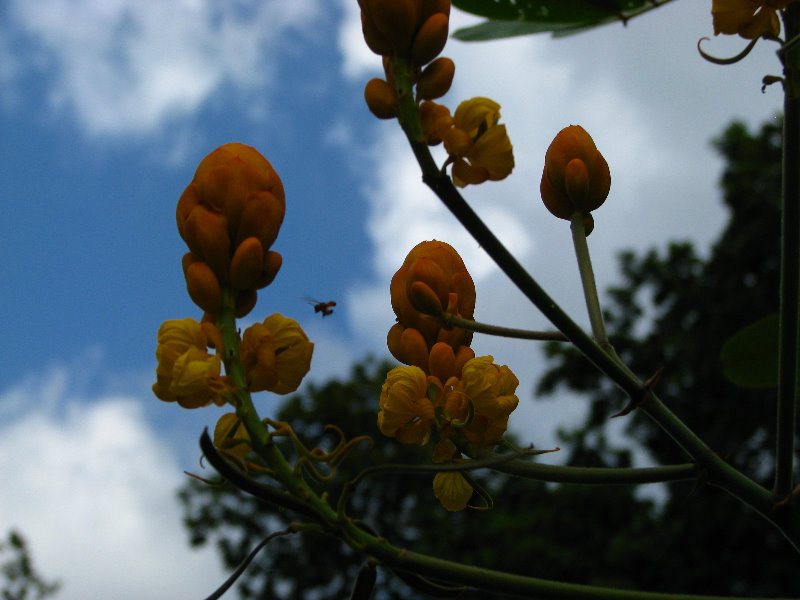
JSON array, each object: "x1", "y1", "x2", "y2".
[
  {"x1": 256, "y1": 250, "x2": 282, "y2": 289},
  {"x1": 367, "y1": 0, "x2": 418, "y2": 54},
  {"x1": 409, "y1": 280, "x2": 444, "y2": 317},
  {"x1": 540, "y1": 125, "x2": 610, "y2": 220},
  {"x1": 364, "y1": 78, "x2": 399, "y2": 119},
  {"x1": 229, "y1": 237, "x2": 264, "y2": 291},
  {"x1": 387, "y1": 324, "x2": 429, "y2": 368},
  {"x1": 419, "y1": 100, "x2": 452, "y2": 145},
  {"x1": 181, "y1": 206, "x2": 231, "y2": 281},
  {"x1": 411, "y1": 12, "x2": 449, "y2": 66},
  {"x1": 184, "y1": 260, "x2": 223, "y2": 314},
  {"x1": 360, "y1": 10, "x2": 393, "y2": 55},
  {"x1": 235, "y1": 289, "x2": 258, "y2": 318},
  {"x1": 417, "y1": 57, "x2": 454, "y2": 100},
  {"x1": 428, "y1": 342, "x2": 456, "y2": 383}
]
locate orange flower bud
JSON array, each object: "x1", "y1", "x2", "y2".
[
  {"x1": 387, "y1": 324, "x2": 429, "y2": 368},
  {"x1": 411, "y1": 12, "x2": 449, "y2": 66},
  {"x1": 417, "y1": 57, "x2": 454, "y2": 100},
  {"x1": 419, "y1": 100, "x2": 452, "y2": 145},
  {"x1": 366, "y1": 0, "x2": 418, "y2": 54},
  {"x1": 181, "y1": 206, "x2": 231, "y2": 281},
  {"x1": 229, "y1": 237, "x2": 264, "y2": 291},
  {"x1": 184, "y1": 260, "x2": 223, "y2": 314},
  {"x1": 418, "y1": 0, "x2": 451, "y2": 23},
  {"x1": 540, "y1": 125, "x2": 610, "y2": 220},
  {"x1": 390, "y1": 241, "x2": 475, "y2": 350},
  {"x1": 428, "y1": 341, "x2": 456, "y2": 383},
  {"x1": 177, "y1": 143, "x2": 286, "y2": 293},
  {"x1": 255, "y1": 250, "x2": 282, "y2": 289},
  {"x1": 235, "y1": 289, "x2": 258, "y2": 318},
  {"x1": 409, "y1": 280, "x2": 444, "y2": 317},
  {"x1": 364, "y1": 78, "x2": 399, "y2": 119},
  {"x1": 360, "y1": 9, "x2": 393, "y2": 55}
]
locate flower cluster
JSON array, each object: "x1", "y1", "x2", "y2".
[
  {"x1": 176, "y1": 143, "x2": 286, "y2": 318},
  {"x1": 153, "y1": 318, "x2": 226, "y2": 409},
  {"x1": 379, "y1": 241, "x2": 519, "y2": 511},
  {"x1": 540, "y1": 125, "x2": 610, "y2": 233},
  {"x1": 711, "y1": 0, "x2": 797, "y2": 39},
  {"x1": 359, "y1": 0, "x2": 513, "y2": 187},
  {"x1": 155, "y1": 144, "x2": 313, "y2": 422}
]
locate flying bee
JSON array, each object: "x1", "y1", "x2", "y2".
[{"x1": 305, "y1": 298, "x2": 336, "y2": 317}]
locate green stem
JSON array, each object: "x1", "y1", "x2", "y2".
[
  {"x1": 774, "y1": 6, "x2": 800, "y2": 502},
  {"x1": 570, "y1": 211, "x2": 610, "y2": 349},
  {"x1": 390, "y1": 82, "x2": 800, "y2": 551},
  {"x1": 445, "y1": 314, "x2": 568, "y2": 341},
  {"x1": 346, "y1": 522, "x2": 797, "y2": 600},
  {"x1": 465, "y1": 445, "x2": 697, "y2": 485},
  {"x1": 218, "y1": 288, "x2": 272, "y2": 451}
]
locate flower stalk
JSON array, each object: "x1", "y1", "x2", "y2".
[
  {"x1": 570, "y1": 211, "x2": 611, "y2": 351},
  {"x1": 774, "y1": 4, "x2": 800, "y2": 501}
]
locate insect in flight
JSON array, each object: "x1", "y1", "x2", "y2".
[{"x1": 305, "y1": 298, "x2": 336, "y2": 317}]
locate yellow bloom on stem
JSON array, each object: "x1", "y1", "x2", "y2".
[
  {"x1": 711, "y1": 0, "x2": 793, "y2": 39},
  {"x1": 443, "y1": 97, "x2": 514, "y2": 187},
  {"x1": 433, "y1": 471, "x2": 473, "y2": 511},
  {"x1": 240, "y1": 314, "x2": 314, "y2": 394},
  {"x1": 460, "y1": 356, "x2": 519, "y2": 447},
  {"x1": 153, "y1": 318, "x2": 225, "y2": 409},
  {"x1": 213, "y1": 413, "x2": 252, "y2": 461},
  {"x1": 378, "y1": 366, "x2": 436, "y2": 444}
]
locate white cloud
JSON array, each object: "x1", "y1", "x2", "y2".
[
  {"x1": 0, "y1": 366, "x2": 228, "y2": 600},
  {"x1": 5, "y1": 0, "x2": 323, "y2": 136},
  {"x1": 338, "y1": 1, "x2": 783, "y2": 437}
]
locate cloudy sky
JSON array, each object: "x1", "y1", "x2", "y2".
[{"x1": 0, "y1": 1, "x2": 785, "y2": 597}]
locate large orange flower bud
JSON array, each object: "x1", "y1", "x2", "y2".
[
  {"x1": 390, "y1": 240, "x2": 475, "y2": 349},
  {"x1": 176, "y1": 143, "x2": 285, "y2": 291},
  {"x1": 358, "y1": 0, "x2": 451, "y2": 64},
  {"x1": 540, "y1": 125, "x2": 610, "y2": 220}
]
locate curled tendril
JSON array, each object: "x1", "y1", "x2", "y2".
[
  {"x1": 463, "y1": 472, "x2": 493, "y2": 511},
  {"x1": 697, "y1": 36, "x2": 760, "y2": 64},
  {"x1": 265, "y1": 419, "x2": 373, "y2": 482}
]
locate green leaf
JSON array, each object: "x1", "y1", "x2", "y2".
[
  {"x1": 451, "y1": 0, "x2": 675, "y2": 40},
  {"x1": 719, "y1": 314, "x2": 779, "y2": 389}
]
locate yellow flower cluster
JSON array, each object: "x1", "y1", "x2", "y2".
[
  {"x1": 154, "y1": 145, "x2": 314, "y2": 422},
  {"x1": 379, "y1": 241, "x2": 519, "y2": 511},
  {"x1": 358, "y1": 0, "x2": 513, "y2": 187},
  {"x1": 711, "y1": 0, "x2": 797, "y2": 39}
]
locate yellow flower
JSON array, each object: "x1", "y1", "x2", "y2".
[
  {"x1": 153, "y1": 318, "x2": 225, "y2": 409},
  {"x1": 444, "y1": 97, "x2": 514, "y2": 187},
  {"x1": 433, "y1": 472, "x2": 473, "y2": 511},
  {"x1": 213, "y1": 413, "x2": 252, "y2": 461},
  {"x1": 240, "y1": 314, "x2": 314, "y2": 394},
  {"x1": 460, "y1": 356, "x2": 519, "y2": 447},
  {"x1": 711, "y1": 0, "x2": 793, "y2": 39},
  {"x1": 378, "y1": 366, "x2": 436, "y2": 444}
]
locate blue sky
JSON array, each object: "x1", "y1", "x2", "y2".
[{"x1": 0, "y1": 1, "x2": 786, "y2": 598}]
